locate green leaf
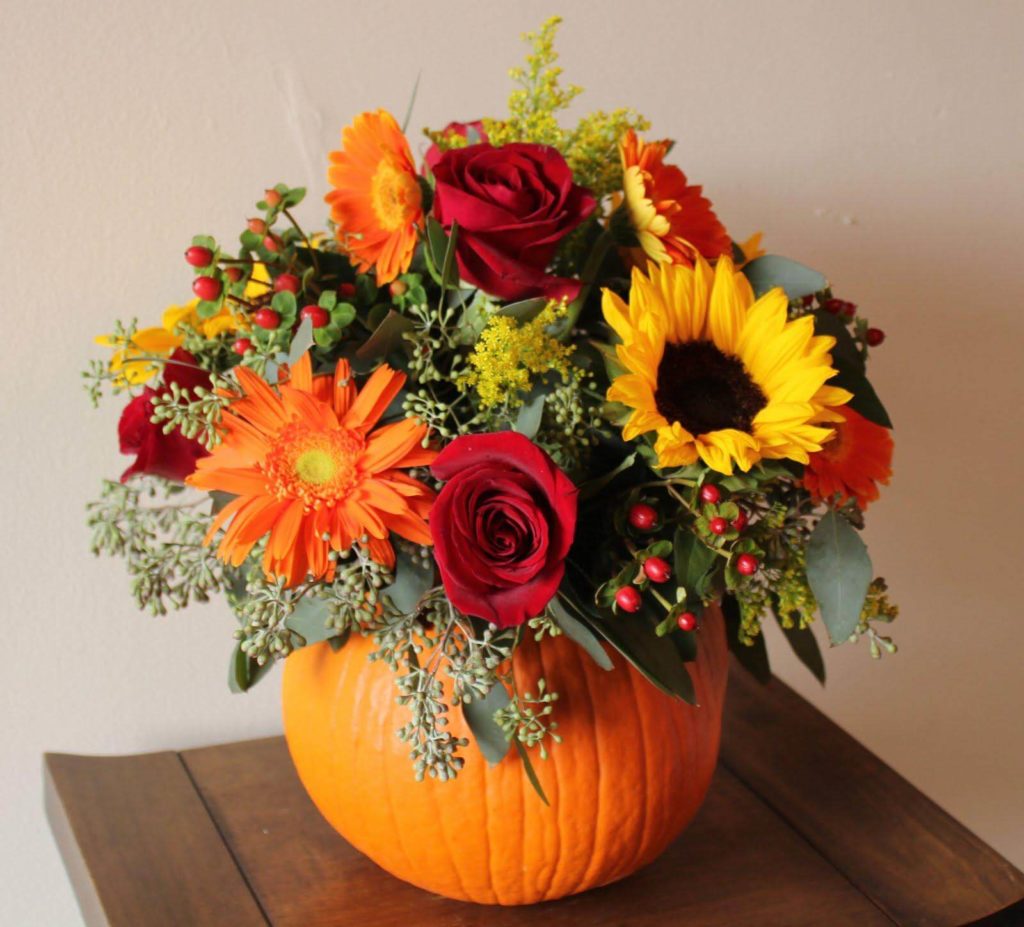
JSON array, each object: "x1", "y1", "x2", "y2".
[
  {"x1": 806, "y1": 510, "x2": 872, "y2": 645},
  {"x1": 497, "y1": 298, "x2": 548, "y2": 323},
  {"x1": 228, "y1": 642, "x2": 274, "y2": 693},
  {"x1": 774, "y1": 612, "x2": 826, "y2": 684},
  {"x1": 331, "y1": 302, "x2": 356, "y2": 330},
  {"x1": 439, "y1": 220, "x2": 460, "y2": 291},
  {"x1": 722, "y1": 595, "x2": 772, "y2": 683},
  {"x1": 549, "y1": 595, "x2": 613, "y2": 670},
  {"x1": 195, "y1": 298, "x2": 222, "y2": 320},
  {"x1": 743, "y1": 255, "x2": 828, "y2": 299},
  {"x1": 318, "y1": 290, "x2": 338, "y2": 311},
  {"x1": 514, "y1": 739, "x2": 549, "y2": 805},
  {"x1": 562, "y1": 574, "x2": 696, "y2": 704},
  {"x1": 577, "y1": 452, "x2": 637, "y2": 501},
  {"x1": 383, "y1": 546, "x2": 433, "y2": 614},
  {"x1": 426, "y1": 216, "x2": 448, "y2": 271},
  {"x1": 590, "y1": 340, "x2": 628, "y2": 380},
  {"x1": 287, "y1": 317, "x2": 314, "y2": 367},
  {"x1": 282, "y1": 187, "x2": 306, "y2": 207},
  {"x1": 514, "y1": 389, "x2": 545, "y2": 439},
  {"x1": 812, "y1": 310, "x2": 865, "y2": 374},
  {"x1": 401, "y1": 71, "x2": 422, "y2": 133},
  {"x1": 284, "y1": 597, "x2": 334, "y2": 647},
  {"x1": 830, "y1": 368, "x2": 893, "y2": 428},
  {"x1": 463, "y1": 683, "x2": 512, "y2": 765},
  {"x1": 673, "y1": 529, "x2": 718, "y2": 599},
  {"x1": 355, "y1": 310, "x2": 415, "y2": 360},
  {"x1": 271, "y1": 290, "x2": 298, "y2": 318}
]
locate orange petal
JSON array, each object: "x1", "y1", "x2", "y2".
[{"x1": 344, "y1": 365, "x2": 406, "y2": 433}]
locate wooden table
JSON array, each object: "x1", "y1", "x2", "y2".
[{"x1": 45, "y1": 662, "x2": 1024, "y2": 926}]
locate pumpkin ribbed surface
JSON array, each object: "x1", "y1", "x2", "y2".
[{"x1": 282, "y1": 603, "x2": 728, "y2": 905}]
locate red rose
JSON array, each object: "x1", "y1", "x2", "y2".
[
  {"x1": 118, "y1": 349, "x2": 210, "y2": 482},
  {"x1": 430, "y1": 432, "x2": 578, "y2": 627},
  {"x1": 423, "y1": 120, "x2": 488, "y2": 172},
  {"x1": 432, "y1": 142, "x2": 596, "y2": 302}
]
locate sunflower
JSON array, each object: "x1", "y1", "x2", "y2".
[
  {"x1": 325, "y1": 109, "x2": 424, "y2": 284},
  {"x1": 619, "y1": 128, "x2": 731, "y2": 267},
  {"x1": 802, "y1": 406, "x2": 893, "y2": 508},
  {"x1": 187, "y1": 353, "x2": 436, "y2": 586},
  {"x1": 603, "y1": 256, "x2": 852, "y2": 474}
]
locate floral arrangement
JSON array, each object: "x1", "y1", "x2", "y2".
[{"x1": 85, "y1": 17, "x2": 896, "y2": 797}]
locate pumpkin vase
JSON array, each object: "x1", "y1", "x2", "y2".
[{"x1": 282, "y1": 602, "x2": 729, "y2": 905}]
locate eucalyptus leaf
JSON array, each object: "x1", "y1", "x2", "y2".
[
  {"x1": 287, "y1": 316, "x2": 314, "y2": 367},
  {"x1": 284, "y1": 596, "x2": 334, "y2": 647},
  {"x1": 743, "y1": 255, "x2": 828, "y2": 299},
  {"x1": 548, "y1": 595, "x2": 613, "y2": 670},
  {"x1": 774, "y1": 612, "x2": 826, "y2": 684},
  {"x1": 514, "y1": 390, "x2": 546, "y2": 439},
  {"x1": 439, "y1": 220, "x2": 460, "y2": 292},
  {"x1": 812, "y1": 310, "x2": 865, "y2": 374},
  {"x1": 806, "y1": 510, "x2": 872, "y2": 645},
  {"x1": 561, "y1": 574, "x2": 696, "y2": 704},
  {"x1": 355, "y1": 310, "x2": 415, "y2": 360},
  {"x1": 383, "y1": 547, "x2": 433, "y2": 614},
  {"x1": 463, "y1": 683, "x2": 512, "y2": 765},
  {"x1": 228, "y1": 642, "x2": 274, "y2": 694},
  {"x1": 514, "y1": 739, "x2": 550, "y2": 805},
  {"x1": 673, "y1": 529, "x2": 718, "y2": 600},
  {"x1": 497, "y1": 298, "x2": 548, "y2": 323},
  {"x1": 578, "y1": 452, "x2": 636, "y2": 501},
  {"x1": 722, "y1": 595, "x2": 772, "y2": 683},
  {"x1": 830, "y1": 368, "x2": 893, "y2": 428}
]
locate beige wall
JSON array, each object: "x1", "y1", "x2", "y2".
[{"x1": 3, "y1": 0, "x2": 1023, "y2": 921}]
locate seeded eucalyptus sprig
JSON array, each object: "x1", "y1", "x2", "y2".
[{"x1": 150, "y1": 378, "x2": 233, "y2": 451}]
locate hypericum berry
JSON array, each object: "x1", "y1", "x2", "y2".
[
  {"x1": 247, "y1": 217, "x2": 267, "y2": 235},
  {"x1": 192, "y1": 275, "x2": 222, "y2": 302},
  {"x1": 389, "y1": 280, "x2": 408, "y2": 297},
  {"x1": 628, "y1": 503, "x2": 658, "y2": 531},
  {"x1": 300, "y1": 305, "x2": 330, "y2": 328},
  {"x1": 185, "y1": 245, "x2": 213, "y2": 268},
  {"x1": 866, "y1": 327, "x2": 886, "y2": 347},
  {"x1": 841, "y1": 301, "x2": 857, "y2": 317},
  {"x1": 699, "y1": 484, "x2": 721, "y2": 505},
  {"x1": 732, "y1": 509, "x2": 748, "y2": 532},
  {"x1": 338, "y1": 282, "x2": 357, "y2": 298},
  {"x1": 676, "y1": 611, "x2": 698, "y2": 632},
  {"x1": 253, "y1": 308, "x2": 281, "y2": 330},
  {"x1": 232, "y1": 337, "x2": 252, "y2": 355},
  {"x1": 264, "y1": 188, "x2": 283, "y2": 207},
  {"x1": 262, "y1": 234, "x2": 280, "y2": 253},
  {"x1": 709, "y1": 517, "x2": 728, "y2": 536},
  {"x1": 224, "y1": 266, "x2": 242, "y2": 283},
  {"x1": 643, "y1": 556, "x2": 671, "y2": 583},
  {"x1": 736, "y1": 553, "x2": 759, "y2": 576},
  {"x1": 274, "y1": 273, "x2": 300, "y2": 294},
  {"x1": 615, "y1": 586, "x2": 642, "y2": 613}
]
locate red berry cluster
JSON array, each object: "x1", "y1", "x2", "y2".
[{"x1": 823, "y1": 297, "x2": 857, "y2": 317}]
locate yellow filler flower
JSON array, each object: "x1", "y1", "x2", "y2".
[{"x1": 603, "y1": 257, "x2": 851, "y2": 474}]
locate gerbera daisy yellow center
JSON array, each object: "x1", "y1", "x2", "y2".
[
  {"x1": 264, "y1": 422, "x2": 364, "y2": 508},
  {"x1": 371, "y1": 156, "x2": 422, "y2": 231},
  {"x1": 655, "y1": 342, "x2": 767, "y2": 437}
]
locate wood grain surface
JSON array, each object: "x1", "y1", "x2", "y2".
[{"x1": 44, "y1": 661, "x2": 1024, "y2": 926}]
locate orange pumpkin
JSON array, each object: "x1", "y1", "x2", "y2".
[{"x1": 282, "y1": 603, "x2": 729, "y2": 905}]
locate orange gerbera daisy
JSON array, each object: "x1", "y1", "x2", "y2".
[
  {"x1": 188, "y1": 353, "x2": 436, "y2": 586},
  {"x1": 325, "y1": 109, "x2": 424, "y2": 284},
  {"x1": 619, "y1": 128, "x2": 731, "y2": 267},
  {"x1": 802, "y1": 406, "x2": 893, "y2": 508}
]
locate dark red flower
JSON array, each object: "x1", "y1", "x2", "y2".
[
  {"x1": 423, "y1": 120, "x2": 488, "y2": 172},
  {"x1": 118, "y1": 349, "x2": 210, "y2": 482},
  {"x1": 431, "y1": 142, "x2": 596, "y2": 302},
  {"x1": 430, "y1": 432, "x2": 578, "y2": 627}
]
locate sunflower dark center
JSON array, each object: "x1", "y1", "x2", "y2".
[{"x1": 654, "y1": 341, "x2": 767, "y2": 436}]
